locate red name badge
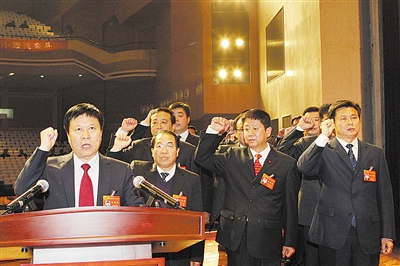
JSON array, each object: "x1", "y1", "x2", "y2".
[
  {"x1": 173, "y1": 194, "x2": 187, "y2": 208},
  {"x1": 364, "y1": 169, "x2": 376, "y2": 182},
  {"x1": 260, "y1": 173, "x2": 276, "y2": 190},
  {"x1": 103, "y1": 195, "x2": 120, "y2": 206}
]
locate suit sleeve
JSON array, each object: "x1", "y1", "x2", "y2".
[
  {"x1": 277, "y1": 128, "x2": 304, "y2": 157},
  {"x1": 194, "y1": 132, "x2": 225, "y2": 174},
  {"x1": 121, "y1": 163, "x2": 145, "y2": 207},
  {"x1": 297, "y1": 142, "x2": 324, "y2": 176},
  {"x1": 284, "y1": 159, "x2": 301, "y2": 248},
  {"x1": 14, "y1": 148, "x2": 49, "y2": 196},
  {"x1": 377, "y1": 150, "x2": 396, "y2": 240}
]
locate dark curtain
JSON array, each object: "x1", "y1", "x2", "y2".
[{"x1": 382, "y1": 0, "x2": 400, "y2": 241}]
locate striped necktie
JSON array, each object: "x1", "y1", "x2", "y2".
[
  {"x1": 346, "y1": 144, "x2": 357, "y2": 171},
  {"x1": 254, "y1": 154, "x2": 262, "y2": 176}
]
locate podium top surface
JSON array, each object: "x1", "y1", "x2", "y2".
[{"x1": 0, "y1": 206, "x2": 205, "y2": 248}]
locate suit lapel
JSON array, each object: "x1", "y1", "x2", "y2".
[
  {"x1": 355, "y1": 140, "x2": 370, "y2": 174},
  {"x1": 255, "y1": 148, "x2": 278, "y2": 182},
  {"x1": 171, "y1": 167, "x2": 186, "y2": 195},
  {"x1": 245, "y1": 149, "x2": 256, "y2": 181},
  {"x1": 98, "y1": 154, "x2": 112, "y2": 206},
  {"x1": 60, "y1": 153, "x2": 75, "y2": 207},
  {"x1": 330, "y1": 138, "x2": 354, "y2": 171}
]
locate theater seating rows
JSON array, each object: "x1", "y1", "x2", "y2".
[
  {"x1": 0, "y1": 10, "x2": 59, "y2": 39},
  {"x1": 0, "y1": 130, "x2": 71, "y2": 187}
]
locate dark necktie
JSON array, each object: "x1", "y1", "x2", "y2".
[
  {"x1": 160, "y1": 172, "x2": 169, "y2": 182},
  {"x1": 346, "y1": 144, "x2": 357, "y2": 171},
  {"x1": 79, "y1": 164, "x2": 94, "y2": 206},
  {"x1": 254, "y1": 154, "x2": 262, "y2": 176}
]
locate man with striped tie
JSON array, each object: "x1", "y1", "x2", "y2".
[{"x1": 194, "y1": 109, "x2": 300, "y2": 266}]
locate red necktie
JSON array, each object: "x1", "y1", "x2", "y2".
[
  {"x1": 79, "y1": 163, "x2": 94, "y2": 206},
  {"x1": 254, "y1": 154, "x2": 262, "y2": 176}
]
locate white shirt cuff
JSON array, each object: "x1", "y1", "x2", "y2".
[
  {"x1": 315, "y1": 134, "x2": 329, "y2": 147},
  {"x1": 206, "y1": 125, "x2": 219, "y2": 134}
]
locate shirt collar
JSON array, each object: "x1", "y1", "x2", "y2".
[
  {"x1": 250, "y1": 144, "x2": 271, "y2": 163},
  {"x1": 178, "y1": 130, "x2": 189, "y2": 142},
  {"x1": 156, "y1": 164, "x2": 177, "y2": 182},
  {"x1": 73, "y1": 152, "x2": 99, "y2": 169}
]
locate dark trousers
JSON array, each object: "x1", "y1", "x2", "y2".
[
  {"x1": 319, "y1": 226, "x2": 380, "y2": 266},
  {"x1": 225, "y1": 224, "x2": 281, "y2": 266},
  {"x1": 293, "y1": 225, "x2": 320, "y2": 266}
]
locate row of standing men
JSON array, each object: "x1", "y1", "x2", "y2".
[{"x1": 14, "y1": 100, "x2": 395, "y2": 266}]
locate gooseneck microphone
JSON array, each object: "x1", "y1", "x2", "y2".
[
  {"x1": 133, "y1": 176, "x2": 184, "y2": 210},
  {"x1": 4, "y1": 179, "x2": 49, "y2": 214}
]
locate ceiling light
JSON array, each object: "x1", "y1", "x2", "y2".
[
  {"x1": 234, "y1": 69, "x2": 242, "y2": 78},
  {"x1": 40, "y1": 75, "x2": 45, "y2": 78},
  {"x1": 219, "y1": 69, "x2": 227, "y2": 78},
  {"x1": 221, "y1": 39, "x2": 229, "y2": 48},
  {"x1": 236, "y1": 38, "x2": 244, "y2": 47}
]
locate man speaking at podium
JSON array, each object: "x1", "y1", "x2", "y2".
[
  {"x1": 130, "y1": 130, "x2": 204, "y2": 266},
  {"x1": 15, "y1": 103, "x2": 144, "y2": 209}
]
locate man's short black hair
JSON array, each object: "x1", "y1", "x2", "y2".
[
  {"x1": 152, "y1": 107, "x2": 176, "y2": 125},
  {"x1": 151, "y1": 130, "x2": 180, "y2": 149},
  {"x1": 302, "y1": 106, "x2": 319, "y2": 116},
  {"x1": 328, "y1": 100, "x2": 361, "y2": 120},
  {"x1": 168, "y1": 102, "x2": 191, "y2": 117},
  {"x1": 63, "y1": 103, "x2": 104, "y2": 132},
  {"x1": 319, "y1": 103, "x2": 331, "y2": 120},
  {"x1": 242, "y1": 109, "x2": 271, "y2": 129}
]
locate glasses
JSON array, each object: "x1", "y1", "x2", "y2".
[{"x1": 154, "y1": 143, "x2": 176, "y2": 150}]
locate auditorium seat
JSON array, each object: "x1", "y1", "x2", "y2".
[{"x1": 0, "y1": 11, "x2": 60, "y2": 39}]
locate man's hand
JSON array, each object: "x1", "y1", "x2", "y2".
[
  {"x1": 282, "y1": 246, "x2": 295, "y2": 258},
  {"x1": 298, "y1": 115, "x2": 316, "y2": 131},
  {"x1": 143, "y1": 108, "x2": 157, "y2": 125},
  {"x1": 39, "y1": 127, "x2": 58, "y2": 152},
  {"x1": 190, "y1": 261, "x2": 201, "y2": 266},
  {"x1": 121, "y1": 118, "x2": 138, "y2": 132},
  {"x1": 110, "y1": 134, "x2": 132, "y2": 152},
  {"x1": 210, "y1": 117, "x2": 231, "y2": 134},
  {"x1": 320, "y1": 119, "x2": 334, "y2": 138},
  {"x1": 381, "y1": 238, "x2": 394, "y2": 255}
]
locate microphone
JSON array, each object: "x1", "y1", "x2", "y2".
[
  {"x1": 133, "y1": 176, "x2": 184, "y2": 210},
  {"x1": 5, "y1": 180, "x2": 49, "y2": 214}
]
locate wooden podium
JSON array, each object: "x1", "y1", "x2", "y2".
[{"x1": 0, "y1": 206, "x2": 205, "y2": 265}]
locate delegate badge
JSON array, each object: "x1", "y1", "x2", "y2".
[
  {"x1": 260, "y1": 173, "x2": 276, "y2": 190},
  {"x1": 173, "y1": 194, "x2": 187, "y2": 208},
  {"x1": 364, "y1": 167, "x2": 376, "y2": 182},
  {"x1": 103, "y1": 195, "x2": 121, "y2": 206}
]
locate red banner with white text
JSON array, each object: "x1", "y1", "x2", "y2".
[{"x1": 0, "y1": 38, "x2": 68, "y2": 52}]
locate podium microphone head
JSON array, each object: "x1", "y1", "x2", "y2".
[
  {"x1": 133, "y1": 176, "x2": 145, "y2": 188},
  {"x1": 37, "y1": 179, "x2": 49, "y2": 193}
]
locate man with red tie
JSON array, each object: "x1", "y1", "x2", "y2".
[
  {"x1": 15, "y1": 103, "x2": 144, "y2": 209},
  {"x1": 194, "y1": 109, "x2": 300, "y2": 266}
]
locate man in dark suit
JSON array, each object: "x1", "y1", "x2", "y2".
[
  {"x1": 131, "y1": 130, "x2": 203, "y2": 266},
  {"x1": 297, "y1": 100, "x2": 395, "y2": 265},
  {"x1": 277, "y1": 106, "x2": 325, "y2": 266},
  {"x1": 168, "y1": 102, "x2": 216, "y2": 225},
  {"x1": 168, "y1": 102, "x2": 199, "y2": 146},
  {"x1": 195, "y1": 109, "x2": 300, "y2": 266},
  {"x1": 15, "y1": 103, "x2": 144, "y2": 209},
  {"x1": 107, "y1": 107, "x2": 198, "y2": 174}
]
